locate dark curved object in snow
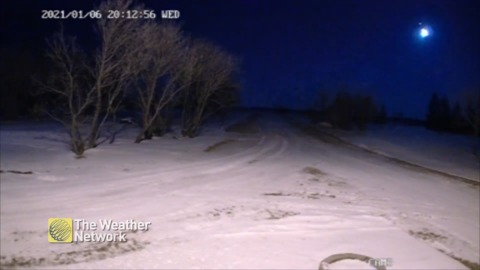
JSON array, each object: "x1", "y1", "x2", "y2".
[{"x1": 318, "y1": 253, "x2": 388, "y2": 270}]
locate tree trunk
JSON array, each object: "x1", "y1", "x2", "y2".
[
  {"x1": 88, "y1": 90, "x2": 102, "y2": 148},
  {"x1": 144, "y1": 126, "x2": 154, "y2": 140}
]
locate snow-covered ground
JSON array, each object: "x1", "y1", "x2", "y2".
[
  {"x1": 1, "y1": 112, "x2": 479, "y2": 269},
  {"x1": 327, "y1": 124, "x2": 479, "y2": 182}
]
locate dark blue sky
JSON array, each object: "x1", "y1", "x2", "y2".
[{"x1": 2, "y1": 0, "x2": 479, "y2": 118}]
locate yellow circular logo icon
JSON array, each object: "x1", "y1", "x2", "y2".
[{"x1": 49, "y1": 219, "x2": 72, "y2": 241}]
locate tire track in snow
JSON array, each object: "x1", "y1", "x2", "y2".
[
  {"x1": 29, "y1": 130, "x2": 293, "y2": 210},
  {"x1": 299, "y1": 123, "x2": 479, "y2": 187}
]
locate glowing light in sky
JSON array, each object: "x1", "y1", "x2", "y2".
[
  {"x1": 420, "y1": 27, "x2": 429, "y2": 38},
  {"x1": 417, "y1": 22, "x2": 432, "y2": 39}
]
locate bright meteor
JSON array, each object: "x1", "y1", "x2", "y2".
[
  {"x1": 420, "y1": 27, "x2": 429, "y2": 38},
  {"x1": 418, "y1": 22, "x2": 432, "y2": 39}
]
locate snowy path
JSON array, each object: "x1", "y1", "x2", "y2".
[
  {"x1": 325, "y1": 125, "x2": 480, "y2": 182},
  {"x1": 1, "y1": 114, "x2": 479, "y2": 269}
]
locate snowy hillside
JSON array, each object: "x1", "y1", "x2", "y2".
[
  {"x1": 1, "y1": 112, "x2": 479, "y2": 269},
  {"x1": 326, "y1": 124, "x2": 479, "y2": 182}
]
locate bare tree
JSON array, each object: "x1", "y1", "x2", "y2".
[
  {"x1": 87, "y1": 0, "x2": 149, "y2": 148},
  {"x1": 37, "y1": 29, "x2": 95, "y2": 156},
  {"x1": 181, "y1": 40, "x2": 238, "y2": 137},
  {"x1": 133, "y1": 23, "x2": 187, "y2": 143}
]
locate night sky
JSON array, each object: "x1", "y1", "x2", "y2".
[{"x1": 1, "y1": 0, "x2": 479, "y2": 118}]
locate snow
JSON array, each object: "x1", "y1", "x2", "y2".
[
  {"x1": 329, "y1": 124, "x2": 479, "y2": 182},
  {"x1": 1, "y1": 113, "x2": 479, "y2": 269}
]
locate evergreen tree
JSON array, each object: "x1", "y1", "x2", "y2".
[
  {"x1": 439, "y1": 96, "x2": 451, "y2": 130},
  {"x1": 426, "y1": 92, "x2": 441, "y2": 130}
]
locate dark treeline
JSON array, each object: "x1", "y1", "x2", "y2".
[
  {"x1": 0, "y1": 47, "x2": 49, "y2": 120},
  {"x1": 311, "y1": 86, "x2": 480, "y2": 137},
  {"x1": 426, "y1": 90, "x2": 480, "y2": 136},
  {"x1": 311, "y1": 86, "x2": 387, "y2": 131}
]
